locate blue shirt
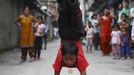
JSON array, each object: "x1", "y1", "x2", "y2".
[{"x1": 44, "y1": 23, "x2": 49, "y2": 33}]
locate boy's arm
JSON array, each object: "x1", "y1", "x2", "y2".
[
  {"x1": 54, "y1": 70, "x2": 60, "y2": 75},
  {"x1": 80, "y1": 70, "x2": 86, "y2": 75}
]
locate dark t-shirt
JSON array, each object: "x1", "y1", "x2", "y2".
[{"x1": 57, "y1": 0, "x2": 86, "y2": 40}]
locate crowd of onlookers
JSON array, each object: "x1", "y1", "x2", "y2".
[{"x1": 85, "y1": 0, "x2": 134, "y2": 60}]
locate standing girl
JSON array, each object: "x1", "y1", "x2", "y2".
[
  {"x1": 86, "y1": 22, "x2": 94, "y2": 53},
  {"x1": 119, "y1": 13, "x2": 129, "y2": 30},
  {"x1": 33, "y1": 16, "x2": 45, "y2": 60},
  {"x1": 100, "y1": 8, "x2": 112, "y2": 56},
  {"x1": 120, "y1": 28, "x2": 131, "y2": 59},
  {"x1": 111, "y1": 25, "x2": 121, "y2": 59}
]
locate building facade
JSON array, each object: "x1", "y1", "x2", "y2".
[{"x1": 0, "y1": 0, "x2": 22, "y2": 52}]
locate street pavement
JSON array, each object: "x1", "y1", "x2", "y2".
[{"x1": 0, "y1": 40, "x2": 134, "y2": 75}]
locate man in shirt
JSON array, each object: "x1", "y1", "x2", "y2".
[{"x1": 43, "y1": 21, "x2": 49, "y2": 50}]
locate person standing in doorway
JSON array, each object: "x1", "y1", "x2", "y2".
[{"x1": 16, "y1": 6, "x2": 35, "y2": 63}]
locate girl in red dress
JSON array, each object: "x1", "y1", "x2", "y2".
[{"x1": 100, "y1": 8, "x2": 112, "y2": 56}]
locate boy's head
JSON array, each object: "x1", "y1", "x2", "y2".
[
  {"x1": 121, "y1": 13, "x2": 127, "y2": 21},
  {"x1": 61, "y1": 41, "x2": 78, "y2": 67}
]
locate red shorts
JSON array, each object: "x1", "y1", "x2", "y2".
[{"x1": 53, "y1": 40, "x2": 89, "y2": 73}]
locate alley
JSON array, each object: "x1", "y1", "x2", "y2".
[{"x1": 0, "y1": 40, "x2": 134, "y2": 75}]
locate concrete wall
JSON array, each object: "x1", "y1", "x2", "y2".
[{"x1": 0, "y1": 0, "x2": 21, "y2": 52}]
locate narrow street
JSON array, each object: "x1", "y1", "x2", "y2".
[{"x1": 0, "y1": 40, "x2": 134, "y2": 75}]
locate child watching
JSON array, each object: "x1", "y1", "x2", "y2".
[
  {"x1": 111, "y1": 24, "x2": 121, "y2": 59},
  {"x1": 33, "y1": 16, "x2": 45, "y2": 60},
  {"x1": 120, "y1": 28, "x2": 131, "y2": 59},
  {"x1": 86, "y1": 22, "x2": 94, "y2": 53},
  {"x1": 119, "y1": 13, "x2": 129, "y2": 30}
]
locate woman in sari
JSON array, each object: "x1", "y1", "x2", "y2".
[
  {"x1": 100, "y1": 8, "x2": 113, "y2": 56},
  {"x1": 16, "y1": 6, "x2": 35, "y2": 62}
]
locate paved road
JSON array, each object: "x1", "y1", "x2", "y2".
[{"x1": 0, "y1": 40, "x2": 134, "y2": 75}]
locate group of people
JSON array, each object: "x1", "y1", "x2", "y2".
[
  {"x1": 85, "y1": 0, "x2": 134, "y2": 60},
  {"x1": 16, "y1": 6, "x2": 49, "y2": 62},
  {"x1": 85, "y1": 14, "x2": 100, "y2": 53},
  {"x1": 15, "y1": 0, "x2": 134, "y2": 75},
  {"x1": 16, "y1": 3, "x2": 89, "y2": 75}
]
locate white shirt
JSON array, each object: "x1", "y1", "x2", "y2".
[
  {"x1": 132, "y1": 26, "x2": 134, "y2": 40},
  {"x1": 132, "y1": 22, "x2": 134, "y2": 40},
  {"x1": 91, "y1": 19, "x2": 99, "y2": 33},
  {"x1": 111, "y1": 30, "x2": 121, "y2": 44},
  {"x1": 130, "y1": 7, "x2": 134, "y2": 40},
  {"x1": 86, "y1": 28, "x2": 94, "y2": 39},
  {"x1": 130, "y1": 7, "x2": 134, "y2": 26},
  {"x1": 34, "y1": 23, "x2": 45, "y2": 37}
]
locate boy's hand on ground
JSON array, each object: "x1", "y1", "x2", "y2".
[
  {"x1": 81, "y1": 70, "x2": 86, "y2": 75},
  {"x1": 54, "y1": 70, "x2": 60, "y2": 75}
]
